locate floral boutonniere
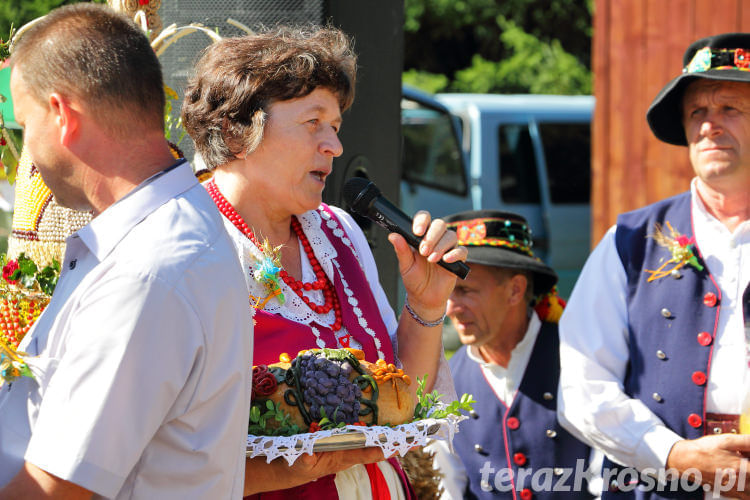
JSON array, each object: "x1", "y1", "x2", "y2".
[
  {"x1": 645, "y1": 221, "x2": 704, "y2": 282},
  {"x1": 249, "y1": 238, "x2": 286, "y2": 310}
]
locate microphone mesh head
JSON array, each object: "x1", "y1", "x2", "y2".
[{"x1": 343, "y1": 177, "x2": 380, "y2": 214}]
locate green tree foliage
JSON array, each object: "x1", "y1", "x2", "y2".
[
  {"x1": 0, "y1": 0, "x2": 105, "y2": 46},
  {"x1": 452, "y1": 18, "x2": 592, "y2": 95},
  {"x1": 403, "y1": 0, "x2": 593, "y2": 95},
  {"x1": 401, "y1": 69, "x2": 449, "y2": 95}
]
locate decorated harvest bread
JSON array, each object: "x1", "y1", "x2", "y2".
[{"x1": 249, "y1": 348, "x2": 414, "y2": 435}]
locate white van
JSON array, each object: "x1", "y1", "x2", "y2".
[{"x1": 400, "y1": 86, "x2": 594, "y2": 299}]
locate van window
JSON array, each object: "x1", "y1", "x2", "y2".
[
  {"x1": 401, "y1": 99, "x2": 466, "y2": 195},
  {"x1": 498, "y1": 124, "x2": 540, "y2": 204},
  {"x1": 539, "y1": 123, "x2": 591, "y2": 204}
]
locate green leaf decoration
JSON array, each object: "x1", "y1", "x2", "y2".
[
  {"x1": 7, "y1": 268, "x2": 20, "y2": 282},
  {"x1": 248, "y1": 399, "x2": 304, "y2": 436},
  {"x1": 249, "y1": 405, "x2": 261, "y2": 423},
  {"x1": 36, "y1": 271, "x2": 59, "y2": 296},
  {"x1": 17, "y1": 255, "x2": 38, "y2": 276},
  {"x1": 1, "y1": 254, "x2": 61, "y2": 296},
  {"x1": 414, "y1": 374, "x2": 476, "y2": 420},
  {"x1": 0, "y1": 145, "x2": 18, "y2": 184}
]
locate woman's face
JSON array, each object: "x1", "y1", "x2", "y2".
[{"x1": 244, "y1": 87, "x2": 343, "y2": 215}]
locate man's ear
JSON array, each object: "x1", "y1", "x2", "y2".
[
  {"x1": 508, "y1": 274, "x2": 529, "y2": 306},
  {"x1": 48, "y1": 93, "x2": 79, "y2": 147}
]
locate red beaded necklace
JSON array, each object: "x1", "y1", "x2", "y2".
[{"x1": 206, "y1": 180, "x2": 343, "y2": 332}]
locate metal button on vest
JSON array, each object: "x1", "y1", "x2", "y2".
[
  {"x1": 480, "y1": 479, "x2": 491, "y2": 491},
  {"x1": 671, "y1": 269, "x2": 682, "y2": 279},
  {"x1": 474, "y1": 443, "x2": 487, "y2": 455},
  {"x1": 469, "y1": 410, "x2": 479, "y2": 419},
  {"x1": 660, "y1": 308, "x2": 672, "y2": 318},
  {"x1": 703, "y1": 292, "x2": 718, "y2": 307},
  {"x1": 687, "y1": 413, "x2": 702, "y2": 428},
  {"x1": 507, "y1": 417, "x2": 520, "y2": 430},
  {"x1": 546, "y1": 429, "x2": 557, "y2": 438},
  {"x1": 513, "y1": 452, "x2": 527, "y2": 466},
  {"x1": 69, "y1": 259, "x2": 77, "y2": 270},
  {"x1": 697, "y1": 331, "x2": 712, "y2": 346},
  {"x1": 652, "y1": 392, "x2": 663, "y2": 402},
  {"x1": 692, "y1": 371, "x2": 707, "y2": 386},
  {"x1": 656, "y1": 350, "x2": 666, "y2": 360},
  {"x1": 553, "y1": 467, "x2": 564, "y2": 476},
  {"x1": 609, "y1": 479, "x2": 620, "y2": 492},
  {"x1": 543, "y1": 392, "x2": 554, "y2": 400}
]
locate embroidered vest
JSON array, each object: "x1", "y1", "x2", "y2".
[
  {"x1": 603, "y1": 192, "x2": 720, "y2": 500},
  {"x1": 450, "y1": 322, "x2": 593, "y2": 499}
]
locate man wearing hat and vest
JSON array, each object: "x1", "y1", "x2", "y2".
[
  {"x1": 558, "y1": 33, "x2": 750, "y2": 499},
  {"x1": 435, "y1": 210, "x2": 595, "y2": 499}
]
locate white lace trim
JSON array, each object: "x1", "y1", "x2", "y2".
[
  {"x1": 333, "y1": 259, "x2": 385, "y2": 360},
  {"x1": 319, "y1": 208, "x2": 362, "y2": 270},
  {"x1": 246, "y1": 413, "x2": 466, "y2": 465},
  {"x1": 223, "y1": 210, "x2": 336, "y2": 326},
  {"x1": 223, "y1": 208, "x2": 370, "y2": 352},
  {"x1": 297, "y1": 209, "x2": 338, "y2": 280}
]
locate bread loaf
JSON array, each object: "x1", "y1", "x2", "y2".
[{"x1": 250, "y1": 348, "x2": 414, "y2": 434}]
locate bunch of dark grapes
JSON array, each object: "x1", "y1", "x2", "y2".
[{"x1": 297, "y1": 351, "x2": 362, "y2": 424}]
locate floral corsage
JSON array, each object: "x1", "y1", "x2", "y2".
[
  {"x1": 249, "y1": 239, "x2": 286, "y2": 310},
  {"x1": 645, "y1": 221, "x2": 704, "y2": 282}
]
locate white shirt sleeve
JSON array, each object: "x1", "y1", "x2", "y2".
[
  {"x1": 25, "y1": 274, "x2": 210, "y2": 496},
  {"x1": 557, "y1": 225, "x2": 683, "y2": 472}
]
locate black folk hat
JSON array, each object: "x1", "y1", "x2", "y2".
[
  {"x1": 444, "y1": 210, "x2": 557, "y2": 296},
  {"x1": 647, "y1": 32, "x2": 750, "y2": 146}
]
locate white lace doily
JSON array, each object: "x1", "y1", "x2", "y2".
[{"x1": 246, "y1": 413, "x2": 466, "y2": 465}]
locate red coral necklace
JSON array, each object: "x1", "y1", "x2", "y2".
[{"x1": 206, "y1": 180, "x2": 342, "y2": 331}]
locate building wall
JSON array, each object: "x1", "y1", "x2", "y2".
[{"x1": 592, "y1": 0, "x2": 750, "y2": 242}]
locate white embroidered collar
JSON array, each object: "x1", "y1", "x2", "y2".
[
  {"x1": 221, "y1": 206, "x2": 386, "y2": 358},
  {"x1": 223, "y1": 208, "x2": 338, "y2": 326}
]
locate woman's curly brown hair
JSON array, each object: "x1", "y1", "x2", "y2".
[{"x1": 181, "y1": 25, "x2": 357, "y2": 170}]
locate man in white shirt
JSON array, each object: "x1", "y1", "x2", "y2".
[
  {"x1": 0, "y1": 4, "x2": 252, "y2": 498},
  {"x1": 558, "y1": 33, "x2": 750, "y2": 499},
  {"x1": 434, "y1": 210, "x2": 594, "y2": 499}
]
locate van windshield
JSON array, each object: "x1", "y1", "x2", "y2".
[{"x1": 401, "y1": 99, "x2": 466, "y2": 195}]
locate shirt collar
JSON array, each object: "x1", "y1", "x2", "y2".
[
  {"x1": 691, "y1": 178, "x2": 725, "y2": 235},
  {"x1": 690, "y1": 177, "x2": 750, "y2": 237},
  {"x1": 466, "y1": 310, "x2": 542, "y2": 367},
  {"x1": 73, "y1": 161, "x2": 197, "y2": 261}
]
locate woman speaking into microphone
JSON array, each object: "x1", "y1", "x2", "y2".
[{"x1": 181, "y1": 25, "x2": 467, "y2": 499}]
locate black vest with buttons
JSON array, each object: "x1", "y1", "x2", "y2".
[
  {"x1": 450, "y1": 321, "x2": 593, "y2": 499},
  {"x1": 603, "y1": 191, "x2": 720, "y2": 499}
]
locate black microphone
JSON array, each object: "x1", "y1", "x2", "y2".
[{"x1": 343, "y1": 177, "x2": 470, "y2": 279}]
